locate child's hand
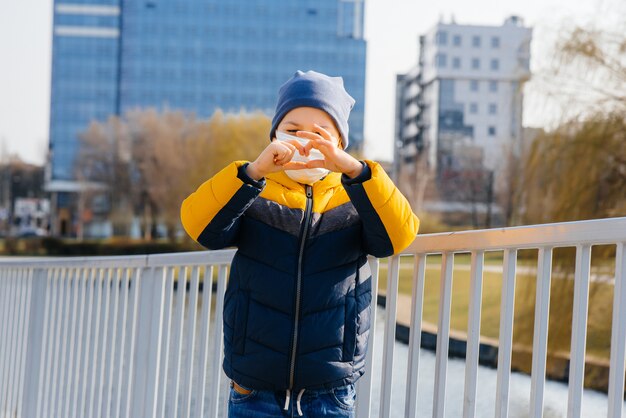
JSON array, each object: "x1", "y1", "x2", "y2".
[
  {"x1": 295, "y1": 124, "x2": 364, "y2": 179},
  {"x1": 246, "y1": 139, "x2": 309, "y2": 180}
]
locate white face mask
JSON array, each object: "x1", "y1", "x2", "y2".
[{"x1": 275, "y1": 131, "x2": 330, "y2": 185}]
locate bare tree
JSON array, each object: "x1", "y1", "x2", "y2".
[
  {"x1": 396, "y1": 143, "x2": 435, "y2": 215},
  {"x1": 77, "y1": 116, "x2": 134, "y2": 236},
  {"x1": 76, "y1": 108, "x2": 270, "y2": 241},
  {"x1": 511, "y1": 22, "x2": 626, "y2": 364}
]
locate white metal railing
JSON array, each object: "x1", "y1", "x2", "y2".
[{"x1": 1, "y1": 216, "x2": 625, "y2": 418}]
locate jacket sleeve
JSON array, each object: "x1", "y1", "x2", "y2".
[
  {"x1": 180, "y1": 160, "x2": 265, "y2": 249},
  {"x1": 341, "y1": 159, "x2": 420, "y2": 257}
]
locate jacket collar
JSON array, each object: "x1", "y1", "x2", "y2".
[{"x1": 266, "y1": 170, "x2": 343, "y2": 194}]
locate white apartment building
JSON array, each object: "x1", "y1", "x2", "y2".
[{"x1": 395, "y1": 16, "x2": 532, "y2": 178}]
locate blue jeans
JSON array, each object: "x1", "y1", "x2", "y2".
[{"x1": 227, "y1": 380, "x2": 356, "y2": 417}]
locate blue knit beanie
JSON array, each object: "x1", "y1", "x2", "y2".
[{"x1": 270, "y1": 70, "x2": 356, "y2": 149}]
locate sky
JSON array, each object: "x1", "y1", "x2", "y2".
[{"x1": 0, "y1": 0, "x2": 623, "y2": 166}]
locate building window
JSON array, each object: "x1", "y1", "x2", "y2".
[
  {"x1": 436, "y1": 30, "x2": 448, "y2": 45},
  {"x1": 436, "y1": 53, "x2": 447, "y2": 68},
  {"x1": 488, "y1": 126, "x2": 496, "y2": 136},
  {"x1": 338, "y1": 0, "x2": 357, "y2": 38},
  {"x1": 491, "y1": 36, "x2": 500, "y2": 48},
  {"x1": 489, "y1": 103, "x2": 497, "y2": 114},
  {"x1": 472, "y1": 58, "x2": 480, "y2": 69},
  {"x1": 453, "y1": 34, "x2": 461, "y2": 46},
  {"x1": 489, "y1": 80, "x2": 498, "y2": 92},
  {"x1": 452, "y1": 57, "x2": 461, "y2": 69},
  {"x1": 470, "y1": 80, "x2": 479, "y2": 91},
  {"x1": 490, "y1": 59, "x2": 500, "y2": 70},
  {"x1": 472, "y1": 35, "x2": 481, "y2": 47},
  {"x1": 469, "y1": 102, "x2": 478, "y2": 114},
  {"x1": 519, "y1": 57, "x2": 530, "y2": 70}
]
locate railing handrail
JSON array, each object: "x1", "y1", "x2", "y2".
[
  {"x1": 407, "y1": 216, "x2": 626, "y2": 253},
  {"x1": 3, "y1": 216, "x2": 625, "y2": 269},
  {"x1": 0, "y1": 249, "x2": 236, "y2": 268}
]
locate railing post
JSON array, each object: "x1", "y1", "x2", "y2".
[
  {"x1": 75, "y1": 267, "x2": 97, "y2": 418},
  {"x1": 122, "y1": 267, "x2": 142, "y2": 418},
  {"x1": 379, "y1": 255, "x2": 400, "y2": 418},
  {"x1": 529, "y1": 247, "x2": 553, "y2": 418},
  {"x1": 433, "y1": 252, "x2": 455, "y2": 418},
  {"x1": 608, "y1": 242, "x2": 626, "y2": 418},
  {"x1": 156, "y1": 267, "x2": 175, "y2": 418},
  {"x1": 193, "y1": 265, "x2": 214, "y2": 418},
  {"x1": 208, "y1": 265, "x2": 229, "y2": 418},
  {"x1": 495, "y1": 249, "x2": 518, "y2": 418},
  {"x1": 113, "y1": 268, "x2": 133, "y2": 418},
  {"x1": 169, "y1": 266, "x2": 188, "y2": 418},
  {"x1": 0, "y1": 269, "x2": 10, "y2": 416},
  {"x1": 129, "y1": 264, "x2": 167, "y2": 418},
  {"x1": 103, "y1": 268, "x2": 122, "y2": 418},
  {"x1": 405, "y1": 254, "x2": 426, "y2": 418},
  {"x1": 463, "y1": 250, "x2": 485, "y2": 418},
  {"x1": 181, "y1": 266, "x2": 201, "y2": 418},
  {"x1": 41, "y1": 268, "x2": 62, "y2": 418},
  {"x1": 21, "y1": 268, "x2": 47, "y2": 418},
  {"x1": 0, "y1": 269, "x2": 17, "y2": 415},
  {"x1": 355, "y1": 257, "x2": 379, "y2": 418},
  {"x1": 567, "y1": 244, "x2": 592, "y2": 418},
  {"x1": 7, "y1": 269, "x2": 24, "y2": 416},
  {"x1": 86, "y1": 268, "x2": 105, "y2": 418}
]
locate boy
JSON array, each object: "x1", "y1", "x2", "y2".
[{"x1": 180, "y1": 70, "x2": 419, "y2": 417}]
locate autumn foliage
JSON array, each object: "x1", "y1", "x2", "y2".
[{"x1": 76, "y1": 108, "x2": 270, "y2": 240}]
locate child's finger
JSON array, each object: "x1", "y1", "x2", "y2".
[
  {"x1": 274, "y1": 155, "x2": 293, "y2": 166},
  {"x1": 273, "y1": 148, "x2": 295, "y2": 165},
  {"x1": 273, "y1": 143, "x2": 295, "y2": 160},
  {"x1": 312, "y1": 124, "x2": 335, "y2": 143},
  {"x1": 283, "y1": 139, "x2": 306, "y2": 155},
  {"x1": 295, "y1": 131, "x2": 323, "y2": 142},
  {"x1": 305, "y1": 159, "x2": 326, "y2": 169},
  {"x1": 282, "y1": 161, "x2": 308, "y2": 170},
  {"x1": 302, "y1": 141, "x2": 314, "y2": 156},
  {"x1": 306, "y1": 137, "x2": 334, "y2": 154},
  {"x1": 275, "y1": 141, "x2": 296, "y2": 153}
]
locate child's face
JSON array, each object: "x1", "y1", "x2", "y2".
[{"x1": 274, "y1": 107, "x2": 343, "y2": 149}]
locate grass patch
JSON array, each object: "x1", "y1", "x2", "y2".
[{"x1": 377, "y1": 254, "x2": 614, "y2": 360}]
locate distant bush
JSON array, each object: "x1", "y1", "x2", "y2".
[
  {"x1": 0, "y1": 237, "x2": 203, "y2": 256},
  {"x1": 1, "y1": 237, "x2": 47, "y2": 256}
]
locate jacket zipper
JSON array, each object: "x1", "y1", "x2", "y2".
[{"x1": 288, "y1": 184, "x2": 313, "y2": 389}]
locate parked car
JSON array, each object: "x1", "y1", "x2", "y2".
[{"x1": 17, "y1": 227, "x2": 47, "y2": 238}]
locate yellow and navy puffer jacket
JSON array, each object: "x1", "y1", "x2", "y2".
[{"x1": 180, "y1": 159, "x2": 419, "y2": 392}]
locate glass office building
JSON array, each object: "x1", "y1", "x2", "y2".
[{"x1": 47, "y1": 0, "x2": 366, "y2": 188}]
